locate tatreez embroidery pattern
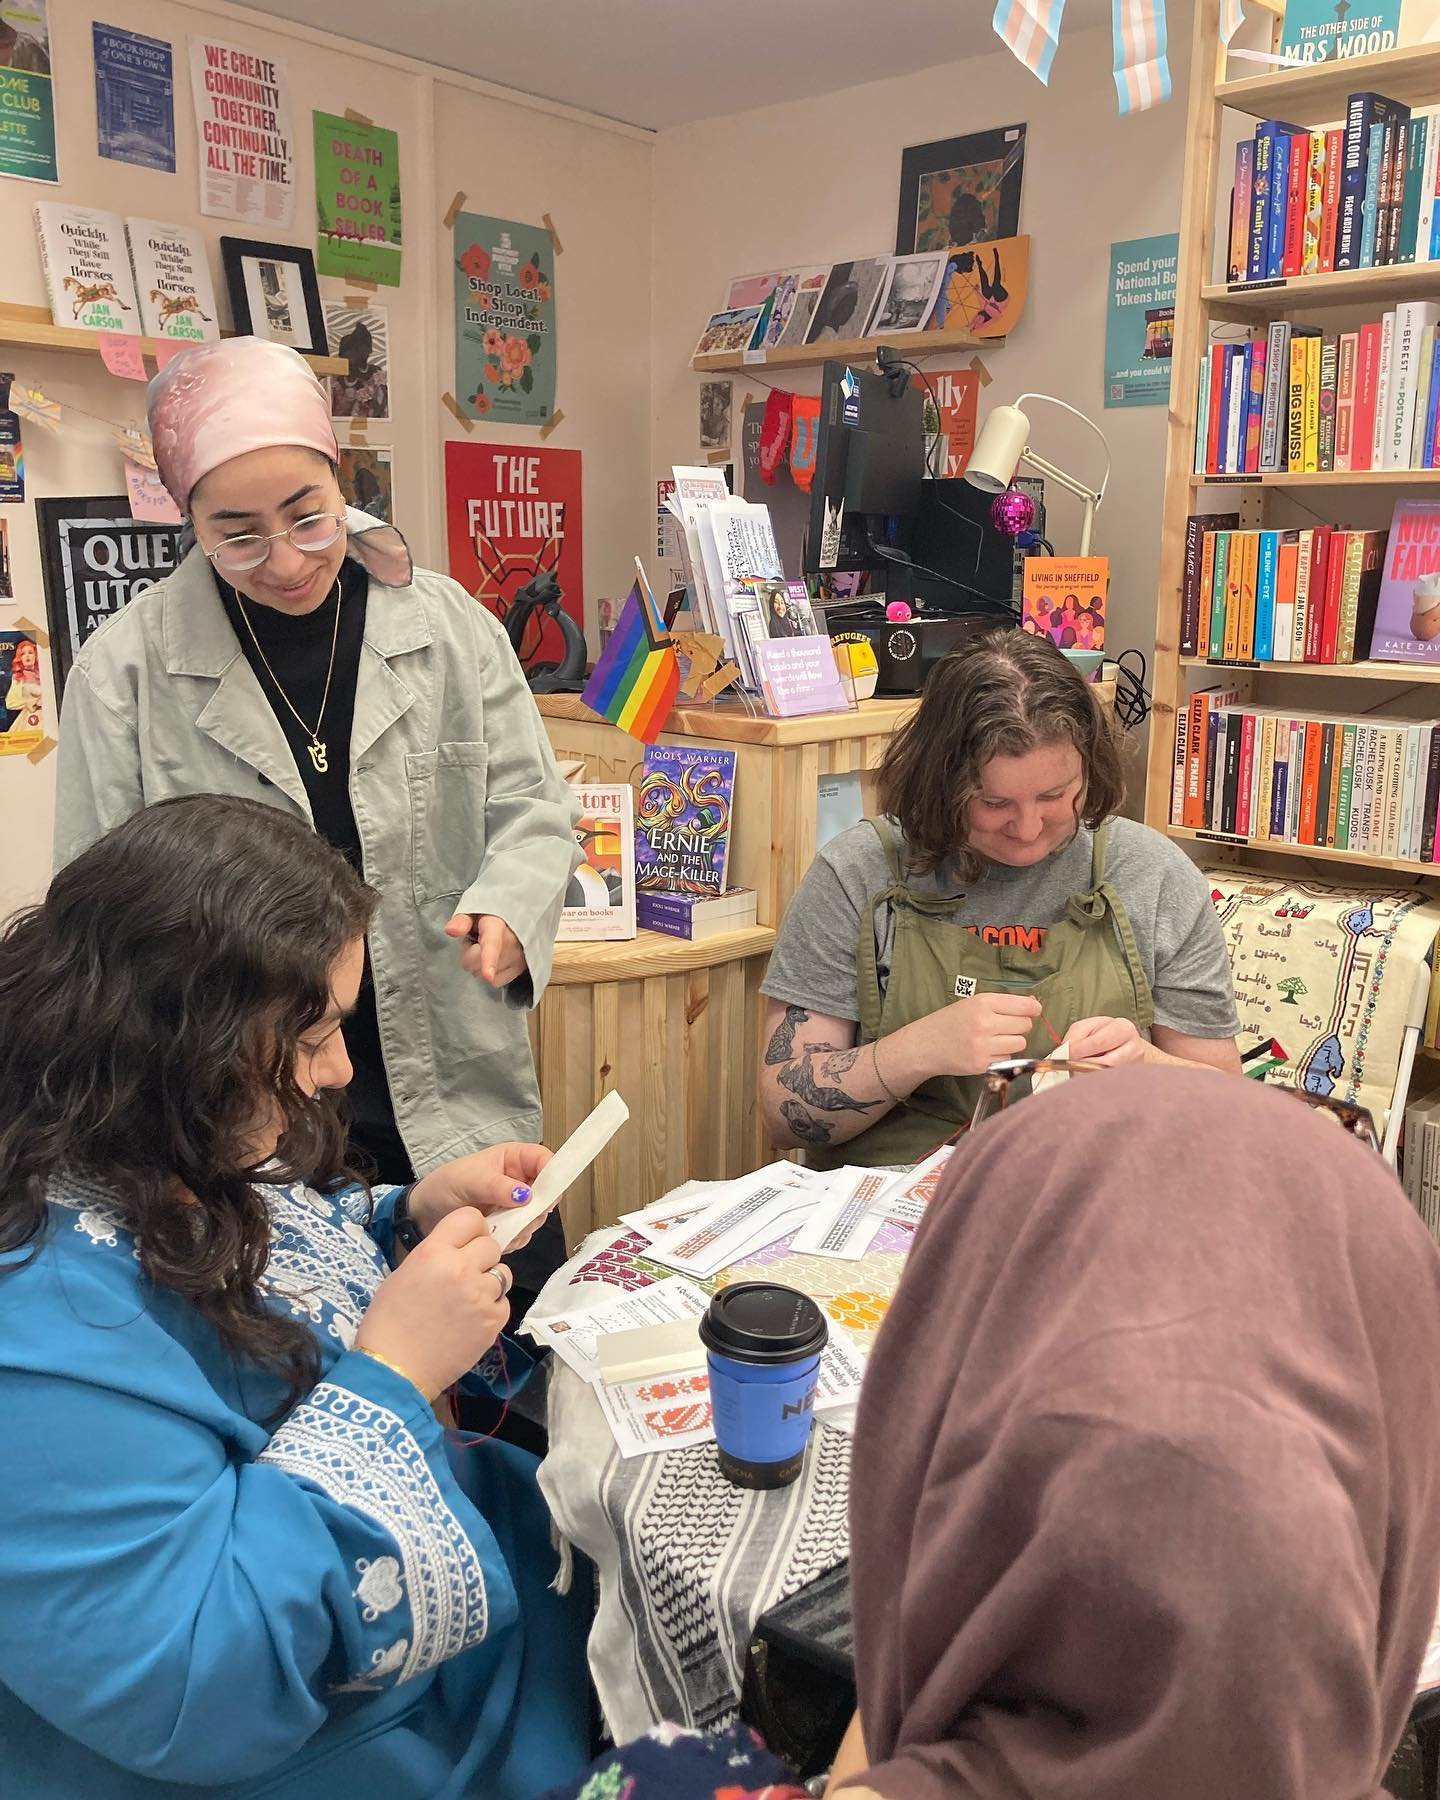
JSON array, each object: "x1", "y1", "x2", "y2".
[
  {"x1": 260, "y1": 1182, "x2": 390, "y2": 1344},
  {"x1": 259, "y1": 1382, "x2": 489, "y2": 1686}
]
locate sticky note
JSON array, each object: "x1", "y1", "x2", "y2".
[{"x1": 98, "y1": 332, "x2": 147, "y2": 381}]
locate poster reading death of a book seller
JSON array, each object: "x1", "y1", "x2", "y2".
[
  {"x1": 453, "y1": 212, "x2": 557, "y2": 426},
  {"x1": 314, "y1": 111, "x2": 401, "y2": 286},
  {"x1": 1104, "y1": 233, "x2": 1178, "y2": 409},
  {"x1": 0, "y1": 2, "x2": 58, "y2": 183}
]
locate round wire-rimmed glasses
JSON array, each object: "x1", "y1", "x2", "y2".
[
  {"x1": 966, "y1": 1055, "x2": 1381, "y2": 1152},
  {"x1": 203, "y1": 512, "x2": 346, "y2": 573}
]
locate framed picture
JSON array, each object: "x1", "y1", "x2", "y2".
[
  {"x1": 338, "y1": 446, "x2": 393, "y2": 523},
  {"x1": 220, "y1": 236, "x2": 327, "y2": 355},
  {"x1": 325, "y1": 301, "x2": 390, "y2": 423},
  {"x1": 895, "y1": 125, "x2": 1027, "y2": 256},
  {"x1": 37, "y1": 497, "x2": 181, "y2": 700}
]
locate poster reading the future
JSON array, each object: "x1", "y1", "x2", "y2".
[
  {"x1": 444, "y1": 442, "x2": 583, "y2": 669},
  {"x1": 1104, "y1": 233, "x2": 1178, "y2": 409},
  {"x1": 453, "y1": 213, "x2": 557, "y2": 426},
  {"x1": 188, "y1": 36, "x2": 294, "y2": 228},
  {"x1": 313, "y1": 111, "x2": 401, "y2": 286}
]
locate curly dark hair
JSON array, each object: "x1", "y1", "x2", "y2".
[
  {"x1": 877, "y1": 629, "x2": 1124, "y2": 879},
  {"x1": 0, "y1": 794, "x2": 379, "y2": 1415}
]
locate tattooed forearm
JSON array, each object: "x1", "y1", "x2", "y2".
[
  {"x1": 777, "y1": 1054, "x2": 881, "y2": 1115},
  {"x1": 780, "y1": 1099, "x2": 834, "y2": 1146},
  {"x1": 820, "y1": 1047, "x2": 861, "y2": 1081},
  {"x1": 764, "y1": 1003, "x2": 809, "y2": 1066}
]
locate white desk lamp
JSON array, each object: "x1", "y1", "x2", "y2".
[{"x1": 965, "y1": 393, "x2": 1112, "y2": 556}]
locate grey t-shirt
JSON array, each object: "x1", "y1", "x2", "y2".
[{"x1": 762, "y1": 816, "x2": 1240, "y2": 1040}]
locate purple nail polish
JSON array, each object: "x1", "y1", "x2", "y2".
[{"x1": 511, "y1": 1185, "x2": 531, "y2": 1205}]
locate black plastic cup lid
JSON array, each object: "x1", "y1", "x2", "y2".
[{"x1": 699, "y1": 1282, "x2": 829, "y2": 1363}]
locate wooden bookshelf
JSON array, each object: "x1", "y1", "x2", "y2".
[
  {"x1": 1144, "y1": 7, "x2": 1440, "y2": 891},
  {"x1": 0, "y1": 302, "x2": 346, "y2": 376},
  {"x1": 692, "y1": 321, "x2": 982, "y2": 374}
]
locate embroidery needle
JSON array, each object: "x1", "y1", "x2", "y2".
[{"x1": 982, "y1": 977, "x2": 1063, "y2": 1047}]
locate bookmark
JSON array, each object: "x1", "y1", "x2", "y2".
[{"x1": 489, "y1": 1090, "x2": 629, "y2": 1250}]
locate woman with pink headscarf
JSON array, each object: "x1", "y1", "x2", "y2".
[{"x1": 54, "y1": 338, "x2": 579, "y2": 1320}]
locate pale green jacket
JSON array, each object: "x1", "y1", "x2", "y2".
[{"x1": 53, "y1": 547, "x2": 580, "y2": 1174}]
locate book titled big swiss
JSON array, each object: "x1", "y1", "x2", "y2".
[
  {"x1": 634, "y1": 745, "x2": 736, "y2": 897},
  {"x1": 1367, "y1": 498, "x2": 1440, "y2": 663}
]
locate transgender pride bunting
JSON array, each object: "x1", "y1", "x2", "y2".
[
  {"x1": 991, "y1": 0, "x2": 1068, "y2": 86},
  {"x1": 1112, "y1": 0, "x2": 1171, "y2": 114}
]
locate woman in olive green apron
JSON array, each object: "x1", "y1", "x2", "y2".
[{"x1": 759, "y1": 632, "x2": 1241, "y2": 1167}]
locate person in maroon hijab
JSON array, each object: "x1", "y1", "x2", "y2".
[{"x1": 831, "y1": 1066, "x2": 1440, "y2": 1800}]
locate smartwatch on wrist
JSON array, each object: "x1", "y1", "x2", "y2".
[{"x1": 392, "y1": 1183, "x2": 424, "y2": 1253}]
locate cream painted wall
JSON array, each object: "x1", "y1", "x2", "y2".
[
  {"x1": 650, "y1": 11, "x2": 1193, "y2": 711},
  {"x1": 0, "y1": 0, "x2": 652, "y2": 910}
]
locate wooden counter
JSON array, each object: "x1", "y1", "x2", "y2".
[{"x1": 531, "y1": 926, "x2": 776, "y2": 1243}]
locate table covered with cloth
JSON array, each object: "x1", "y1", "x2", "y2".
[{"x1": 531, "y1": 1180, "x2": 916, "y2": 1742}]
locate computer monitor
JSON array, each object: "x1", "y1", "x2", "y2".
[{"x1": 804, "y1": 358, "x2": 1015, "y2": 614}]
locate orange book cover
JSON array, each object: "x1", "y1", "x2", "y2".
[
  {"x1": 1198, "y1": 530, "x2": 1218, "y2": 659},
  {"x1": 1298, "y1": 720, "x2": 1324, "y2": 843},
  {"x1": 1275, "y1": 533, "x2": 1300, "y2": 659},
  {"x1": 1222, "y1": 531, "x2": 1248, "y2": 660},
  {"x1": 1021, "y1": 556, "x2": 1108, "y2": 650},
  {"x1": 1236, "y1": 531, "x2": 1260, "y2": 661}
]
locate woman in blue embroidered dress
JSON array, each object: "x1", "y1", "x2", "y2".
[{"x1": 0, "y1": 794, "x2": 590, "y2": 1799}]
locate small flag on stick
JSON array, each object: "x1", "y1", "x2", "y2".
[{"x1": 581, "y1": 559, "x2": 681, "y2": 744}]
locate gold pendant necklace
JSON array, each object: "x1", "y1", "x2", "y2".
[{"x1": 235, "y1": 579, "x2": 343, "y2": 775}]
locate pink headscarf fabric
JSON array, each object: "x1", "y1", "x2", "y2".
[{"x1": 148, "y1": 337, "x2": 339, "y2": 515}]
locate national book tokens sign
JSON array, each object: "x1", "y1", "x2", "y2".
[
  {"x1": 444, "y1": 441, "x2": 583, "y2": 671},
  {"x1": 313, "y1": 111, "x2": 401, "y2": 286},
  {"x1": 453, "y1": 212, "x2": 557, "y2": 426},
  {"x1": 1104, "y1": 233, "x2": 1178, "y2": 409}
]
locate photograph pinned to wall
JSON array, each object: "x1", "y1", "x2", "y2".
[
  {"x1": 868, "y1": 251, "x2": 948, "y2": 335},
  {"x1": 693, "y1": 306, "x2": 762, "y2": 360},
  {"x1": 804, "y1": 258, "x2": 890, "y2": 345},
  {"x1": 699, "y1": 380, "x2": 732, "y2": 452},
  {"x1": 221, "y1": 237, "x2": 326, "y2": 355},
  {"x1": 37, "y1": 498, "x2": 180, "y2": 698},
  {"x1": 325, "y1": 302, "x2": 389, "y2": 422},
  {"x1": 0, "y1": 2, "x2": 55, "y2": 183},
  {"x1": 189, "y1": 37, "x2": 294, "y2": 228},
  {"x1": 895, "y1": 124, "x2": 1027, "y2": 256},
  {"x1": 453, "y1": 213, "x2": 557, "y2": 426},
  {"x1": 93, "y1": 23, "x2": 174, "y2": 173},
  {"x1": 1104, "y1": 233, "x2": 1178, "y2": 407},
  {"x1": 313, "y1": 111, "x2": 402, "y2": 286},
  {"x1": 337, "y1": 446, "x2": 393, "y2": 523},
  {"x1": 0, "y1": 518, "x2": 10, "y2": 598},
  {"x1": 0, "y1": 628, "x2": 43, "y2": 753},
  {"x1": 929, "y1": 235, "x2": 1029, "y2": 340},
  {"x1": 0, "y1": 378, "x2": 23, "y2": 503},
  {"x1": 444, "y1": 441, "x2": 583, "y2": 671}
]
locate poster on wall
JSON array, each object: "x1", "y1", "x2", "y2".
[
  {"x1": 313, "y1": 111, "x2": 402, "y2": 286},
  {"x1": 0, "y1": 2, "x2": 56, "y2": 184},
  {"x1": 325, "y1": 302, "x2": 389, "y2": 422},
  {"x1": 444, "y1": 442, "x2": 583, "y2": 669},
  {"x1": 188, "y1": 37, "x2": 295, "y2": 229},
  {"x1": 895, "y1": 125, "x2": 1026, "y2": 256},
  {"x1": 928, "y1": 367, "x2": 980, "y2": 478},
  {"x1": 0, "y1": 377, "x2": 24, "y2": 503},
  {"x1": 1104, "y1": 233, "x2": 1178, "y2": 408},
  {"x1": 93, "y1": 22, "x2": 175, "y2": 173},
  {"x1": 338, "y1": 446, "x2": 393, "y2": 522},
  {"x1": 0, "y1": 628, "x2": 43, "y2": 754},
  {"x1": 453, "y1": 213, "x2": 557, "y2": 426},
  {"x1": 739, "y1": 399, "x2": 808, "y2": 575},
  {"x1": 37, "y1": 498, "x2": 180, "y2": 698}
]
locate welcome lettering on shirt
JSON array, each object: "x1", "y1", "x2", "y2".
[{"x1": 963, "y1": 922, "x2": 1049, "y2": 952}]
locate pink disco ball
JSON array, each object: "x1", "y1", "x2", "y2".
[{"x1": 990, "y1": 487, "x2": 1036, "y2": 537}]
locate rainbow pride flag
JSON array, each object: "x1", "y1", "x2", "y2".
[{"x1": 581, "y1": 569, "x2": 680, "y2": 744}]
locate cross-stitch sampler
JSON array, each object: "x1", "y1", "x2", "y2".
[{"x1": 1206, "y1": 869, "x2": 1440, "y2": 1126}]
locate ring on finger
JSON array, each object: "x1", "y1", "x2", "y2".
[{"x1": 490, "y1": 1266, "x2": 512, "y2": 1301}]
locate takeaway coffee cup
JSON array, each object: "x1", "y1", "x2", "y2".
[{"x1": 699, "y1": 1282, "x2": 828, "y2": 1490}]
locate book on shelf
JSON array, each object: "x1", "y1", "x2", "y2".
[
  {"x1": 1194, "y1": 310, "x2": 1440, "y2": 475},
  {"x1": 557, "y1": 785, "x2": 637, "y2": 942},
  {"x1": 635, "y1": 744, "x2": 736, "y2": 897},
  {"x1": 126, "y1": 220, "x2": 220, "y2": 342},
  {"x1": 34, "y1": 203, "x2": 141, "y2": 334},
  {"x1": 1402, "y1": 1088, "x2": 1440, "y2": 1245},
  {"x1": 634, "y1": 887, "x2": 758, "y2": 941},
  {"x1": 1369, "y1": 497, "x2": 1440, "y2": 663},
  {"x1": 1173, "y1": 701, "x2": 1440, "y2": 866},
  {"x1": 1182, "y1": 519, "x2": 1384, "y2": 665},
  {"x1": 1225, "y1": 93, "x2": 1440, "y2": 285}
]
